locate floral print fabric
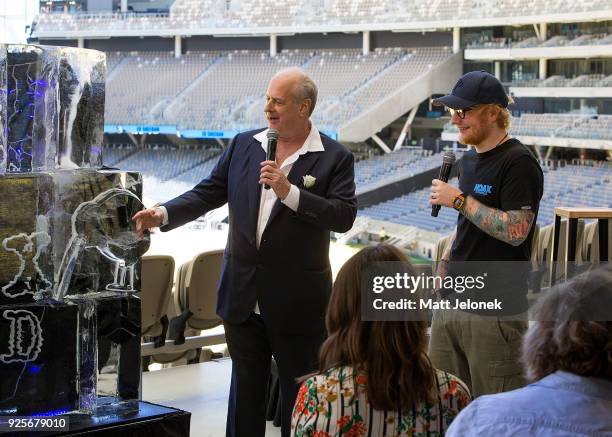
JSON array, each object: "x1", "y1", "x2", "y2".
[{"x1": 291, "y1": 366, "x2": 470, "y2": 437}]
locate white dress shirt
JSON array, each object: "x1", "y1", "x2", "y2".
[
  {"x1": 253, "y1": 125, "x2": 324, "y2": 248},
  {"x1": 155, "y1": 125, "x2": 325, "y2": 314},
  {"x1": 252, "y1": 125, "x2": 324, "y2": 313}
]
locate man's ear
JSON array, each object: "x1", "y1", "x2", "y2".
[
  {"x1": 488, "y1": 105, "x2": 501, "y2": 122},
  {"x1": 301, "y1": 99, "x2": 312, "y2": 117}
]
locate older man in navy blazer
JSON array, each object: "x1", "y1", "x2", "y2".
[{"x1": 133, "y1": 67, "x2": 357, "y2": 437}]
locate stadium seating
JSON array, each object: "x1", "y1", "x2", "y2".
[
  {"x1": 105, "y1": 144, "x2": 443, "y2": 193},
  {"x1": 510, "y1": 113, "x2": 580, "y2": 137},
  {"x1": 510, "y1": 74, "x2": 612, "y2": 87},
  {"x1": 445, "y1": 113, "x2": 612, "y2": 140},
  {"x1": 537, "y1": 163, "x2": 612, "y2": 226},
  {"x1": 565, "y1": 115, "x2": 612, "y2": 140},
  {"x1": 106, "y1": 51, "x2": 128, "y2": 74},
  {"x1": 511, "y1": 114, "x2": 612, "y2": 140},
  {"x1": 105, "y1": 51, "x2": 220, "y2": 124},
  {"x1": 170, "y1": 50, "x2": 312, "y2": 131},
  {"x1": 103, "y1": 47, "x2": 452, "y2": 132},
  {"x1": 467, "y1": 32, "x2": 612, "y2": 49},
  {"x1": 358, "y1": 178, "x2": 460, "y2": 234},
  {"x1": 105, "y1": 143, "x2": 451, "y2": 209},
  {"x1": 327, "y1": 47, "x2": 453, "y2": 127},
  {"x1": 172, "y1": 155, "x2": 222, "y2": 185},
  {"x1": 35, "y1": 11, "x2": 170, "y2": 32},
  {"x1": 358, "y1": 163, "x2": 612, "y2": 235},
  {"x1": 355, "y1": 148, "x2": 447, "y2": 192},
  {"x1": 103, "y1": 144, "x2": 138, "y2": 166},
  {"x1": 104, "y1": 140, "x2": 611, "y2": 248},
  {"x1": 104, "y1": 144, "x2": 222, "y2": 183},
  {"x1": 34, "y1": 0, "x2": 611, "y2": 33}
]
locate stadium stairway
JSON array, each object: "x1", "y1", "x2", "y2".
[
  {"x1": 106, "y1": 56, "x2": 130, "y2": 83},
  {"x1": 337, "y1": 51, "x2": 462, "y2": 142}
]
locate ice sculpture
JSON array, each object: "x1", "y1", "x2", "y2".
[
  {"x1": 0, "y1": 302, "x2": 80, "y2": 415},
  {"x1": 0, "y1": 44, "x2": 149, "y2": 417},
  {"x1": 56, "y1": 47, "x2": 105, "y2": 169},
  {"x1": 56, "y1": 187, "x2": 148, "y2": 299},
  {"x1": 7, "y1": 45, "x2": 48, "y2": 172},
  {"x1": 1, "y1": 231, "x2": 52, "y2": 299},
  {"x1": 0, "y1": 171, "x2": 148, "y2": 306},
  {"x1": 3, "y1": 44, "x2": 104, "y2": 173},
  {"x1": 0, "y1": 44, "x2": 6, "y2": 174}
]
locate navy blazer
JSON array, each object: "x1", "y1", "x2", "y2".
[{"x1": 162, "y1": 128, "x2": 357, "y2": 333}]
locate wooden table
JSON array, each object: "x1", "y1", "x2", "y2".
[{"x1": 550, "y1": 207, "x2": 612, "y2": 285}]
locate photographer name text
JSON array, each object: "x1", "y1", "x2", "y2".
[{"x1": 372, "y1": 298, "x2": 502, "y2": 310}]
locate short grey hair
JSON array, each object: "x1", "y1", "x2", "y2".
[{"x1": 274, "y1": 67, "x2": 318, "y2": 115}]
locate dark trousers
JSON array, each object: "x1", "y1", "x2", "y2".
[{"x1": 224, "y1": 313, "x2": 324, "y2": 437}]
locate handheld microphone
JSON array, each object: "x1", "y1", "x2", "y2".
[
  {"x1": 431, "y1": 151, "x2": 456, "y2": 217},
  {"x1": 264, "y1": 129, "x2": 278, "y2": 190}
]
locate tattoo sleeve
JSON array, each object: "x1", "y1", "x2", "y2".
[{"x1": 461, "y1": 196, "x2": 535, "y2": 246}]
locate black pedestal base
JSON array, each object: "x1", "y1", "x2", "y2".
[{"x1": 10, "y1": 401, "x2": 190, "y2": 437}]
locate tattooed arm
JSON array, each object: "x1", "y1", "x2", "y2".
[
  {"x1": 461, "y1": 195, "x2": 535, "y2": 246},
  {"x1": 430, "y1": 178, "x2": 535, "y2": 247}
]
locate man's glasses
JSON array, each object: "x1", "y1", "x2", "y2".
[{"x1": 446, "y1": 106, "x2": 478, "y2": 119}]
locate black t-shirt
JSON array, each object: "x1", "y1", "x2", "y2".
[
  {"x1": 451, "y1": 138, "x2": 543, "y2": 262},
  {"x1": 448, "y1": 138, "x2": 544, "y2": 314}
]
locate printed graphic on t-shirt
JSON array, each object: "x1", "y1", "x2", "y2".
[{"x1": 473, "y1": 183, "x2": 493, "y2": 196}]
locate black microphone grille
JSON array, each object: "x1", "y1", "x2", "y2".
[
  {"x1": 442, "y1": 151, "x2": 456, "y2": 165},
  {"x1": 267, "y1": 129, "x2": 279, "y2": 140}
]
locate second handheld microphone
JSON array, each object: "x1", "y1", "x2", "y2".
[{"x1": 431, "y1": 151, "x2": 456, "y2": 217}]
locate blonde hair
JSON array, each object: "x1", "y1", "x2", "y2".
[
  {"x1": 480, "y1": 99, "x2": 514, "y2": 130},
  {"x1": 497, "y1": 106, "x2": 512, "y2": 130}
]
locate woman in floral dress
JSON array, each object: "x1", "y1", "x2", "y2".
[{"x1": 291, "y1": 244, "x2": 471, "y2": 437}]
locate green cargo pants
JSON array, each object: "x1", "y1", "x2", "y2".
[{"x1": 429, "y1": 308, "x2": 528, "y2": 398}]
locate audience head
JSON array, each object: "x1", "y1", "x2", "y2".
[
  {"x1": 319, "y1": 244, "x2": 437, "y2": 410},
  {"x1": 522, "y1": 263, "x2": 612, "y2": 382}
]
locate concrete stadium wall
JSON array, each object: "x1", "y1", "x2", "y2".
[
  {"x1": 278, "y1": 33, "x2": 361, "y2": 50},
  {"x1": 510, "y1": 97, "x2": 545, "y2": 114},
  {"x1": 86, "y1": 37, "x2": 175, "y2": 51},
  {"x1": 371, "y1": 31, "x2": 452, "y2": 48},
  {"x1": 277, "y1": 31, "x2": 451, "y2": 51},
  {"x1": 40, "y1": 31, "x2": 452, "y2": 53},
  {"x1": 357, "y1": 163, "x2": 460, "y2": 209},
  {"x1": 183, "y1": 35, "x2": 269, "y2": 51},
  {"x1": 39, "y1": 39, "x2": 79, "y2": 47}
]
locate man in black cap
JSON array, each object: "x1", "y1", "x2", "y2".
[{"x1": 428, "y1": 71, "x2": 544, "y2": 397}]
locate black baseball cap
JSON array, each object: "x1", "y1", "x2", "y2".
[{"x1": 432, "y1": 71, "x2": 510, "y2": 109}]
